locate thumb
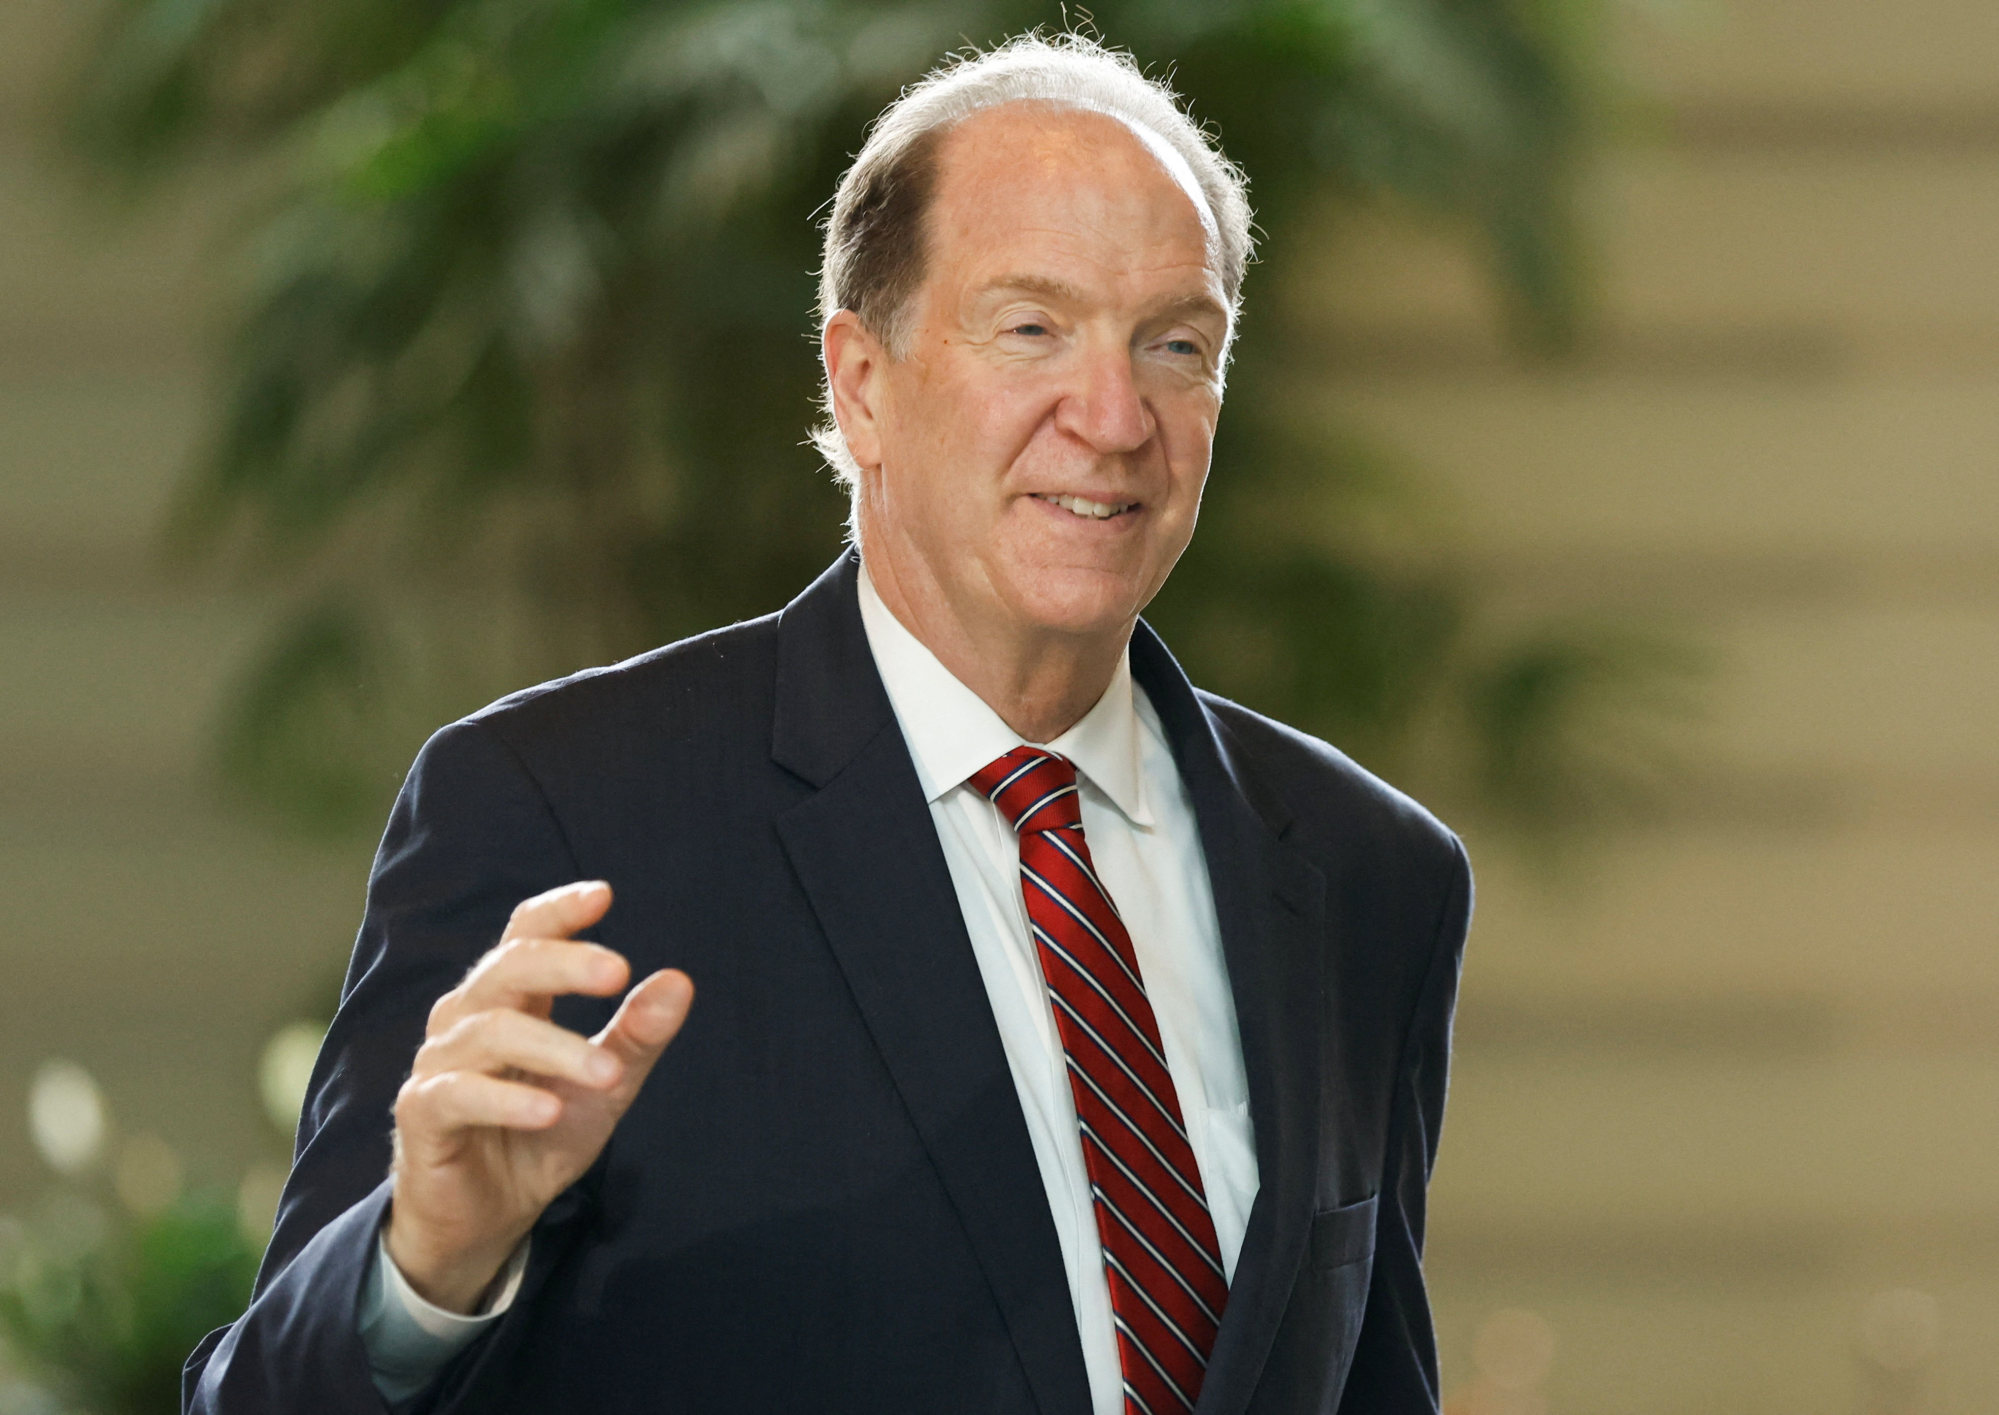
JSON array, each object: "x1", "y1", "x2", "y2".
[{"x1": 592, "y1": 968, "x2": 694, "y2": 1102}]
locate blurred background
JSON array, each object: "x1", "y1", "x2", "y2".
[{"x1": 1, "y1": 0, "x2": 1995, "y2": 1410}]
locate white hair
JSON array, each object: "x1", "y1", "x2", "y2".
[{"x1": 810, "y1": 32, "x2": 1255, "y2": 488}]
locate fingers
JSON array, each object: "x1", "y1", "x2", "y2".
[
  {"x1": 406, "y1": 884, "x2": 692, "y2": 1145},
  {"x1": 397, "y1": 974, "x2": 693, "y2": 1162},
  {"x1": 435, "y1": 936, "x2": 630, "y2": 1033},
  {"x1": 593, "y1": 970, "x2": 695, "y2": 1097},
  {"x1": 502, "y1": 879, "x2": 613, "y2": 945},
  {"x1": 396, "y1": 1069, "x2": 564, "y2": 1143},
  {"x1": 426, "y1": 883, "x2": 620, "y2": 1031},
  {"x1": 418, "y1": 1007, "x2": 625, "y2": 1091}
]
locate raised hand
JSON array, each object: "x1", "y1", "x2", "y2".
[{"x1": 385, "y1": 880, "x2": 694, "y2": 1313}]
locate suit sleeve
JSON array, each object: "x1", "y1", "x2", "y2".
[
  {"x1": 184, "y1": 716, "x2": 585, "y2": 1414},
  {"x1": 1336, "y1": 834, "x2": 1472, "y2": 1414}
]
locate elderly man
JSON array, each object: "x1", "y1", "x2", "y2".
[{"x1": 185, "y1": 34, "x2": 1471, "y2": 1415}]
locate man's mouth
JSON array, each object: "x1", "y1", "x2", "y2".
[{"x1": 1032, "y1": 493, "x2": 1139, "y2": 520}]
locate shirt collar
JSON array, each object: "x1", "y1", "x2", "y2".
[{"x1": 856, "y1": 562, "x2": 1153, "y2": 826}]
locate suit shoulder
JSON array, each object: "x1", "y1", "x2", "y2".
[
  {"x1": 449, "y1": 610, "x2": 782, "y2": 767},
  {"x1": 1194, "y1": 690, "x2": 1465, "y2": 877}
]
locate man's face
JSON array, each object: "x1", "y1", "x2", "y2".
[{"x1": 846, "y1": 103, "x2": 1230, "y2": 652}]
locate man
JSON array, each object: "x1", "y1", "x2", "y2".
[{"x1": 185, "y1": 34, "x2": 1471, "y2": 1415}]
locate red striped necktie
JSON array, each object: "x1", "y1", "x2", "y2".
[{"x1": 969, "y1": 746, "x2": 1229, "y2": 1415}]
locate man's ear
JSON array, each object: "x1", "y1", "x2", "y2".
[{"x1": 823, "y1": 310, "x2": 889, "y2": 472}]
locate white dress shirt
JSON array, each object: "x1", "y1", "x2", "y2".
[{"x1": 359, "y1": 567, "x2": 1260, "y2": 1413}]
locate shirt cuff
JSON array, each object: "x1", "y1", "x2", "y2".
[{"x1": 357, "y1": 1229, "x2": 530, "y2": 1405}]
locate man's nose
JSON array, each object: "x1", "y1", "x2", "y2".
[{"x1": 1055, "y1": 344, "x2": 1154, "y2": 454}]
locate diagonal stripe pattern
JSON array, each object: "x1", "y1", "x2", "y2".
[{"x1": 971, "y1": 746, "x2": 1229, "y2": 1414}]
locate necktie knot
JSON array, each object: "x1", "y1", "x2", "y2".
[{"x1": 970, "y1": 746, "x2": 1082, "y2": 834}]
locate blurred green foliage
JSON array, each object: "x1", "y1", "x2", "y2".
[
  {"x1": 0, "y1": 1193, "x2": 259, "y2": 1415},
  {"x1": 64, "y1": 0, "x2": 1686, "y2": 839}
]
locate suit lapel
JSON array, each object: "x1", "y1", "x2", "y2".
[
  {"x1": 770, "y1": 554, "x2": 1093, "y2": 1415},
  {"x1": 1131, "y1": 624, "x2": 1330, "y2": 1415}
]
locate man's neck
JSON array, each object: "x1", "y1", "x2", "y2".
[{"x1": 860, "y1": 552, "x2": 1128, "y2": 745}]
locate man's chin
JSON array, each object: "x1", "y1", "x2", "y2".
[{"x1": 1000, "y1": 576, "x2": 1148, "y2": 645}]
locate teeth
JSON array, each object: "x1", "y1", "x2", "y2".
[{"x1": 1038, "y1": 493, "x2": 1133, "y2": 519}]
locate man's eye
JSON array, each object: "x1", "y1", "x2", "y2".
[
  {"x1": 1163, "y1": 338, "x2": 1202, "y2": 357},
  {"x1": 1008, "y1": 322, "x2": 1049, "y2": 337}
]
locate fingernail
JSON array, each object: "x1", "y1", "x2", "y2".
[{"x1": 588, "y1": 1052, "x2": 621, "y2": 1084}]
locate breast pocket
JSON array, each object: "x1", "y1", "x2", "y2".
[{"x1": 1309, "y1": 1193, "x2": 1378, "y2": 1270}]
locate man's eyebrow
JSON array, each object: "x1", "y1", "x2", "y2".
[
  {"x1": 1149, "y1": 292, "x2": 1230, "y2": 326},
  {"x1": 974, "y1": 276, "x2": 1229, "y2": 325},
  {"x1": 974, "y1": 274, "x2": 1089, "y2": 305}
]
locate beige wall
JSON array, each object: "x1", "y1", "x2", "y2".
[
  {"x1": 1305, "y1": 2, "x2": 1999, "y2": 1409},
  {"x1": 2, "y1": 0, "x2": 1994, "y2": 1409},
  {"x1": 0, "y1": 0, "x2": 369, "y2": 1206}
]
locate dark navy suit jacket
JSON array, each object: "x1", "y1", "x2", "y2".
[{"x1": 184, "y1": 552, "x2": 1471, "y2": 1414}]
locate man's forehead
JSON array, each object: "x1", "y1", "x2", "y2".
[
  {"x1": 1098, "y1": 112, "x2": 1221, "y2": 247},
  {"x1": 929, "y1": 103, "x2": 1226, "y2": 289}
]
